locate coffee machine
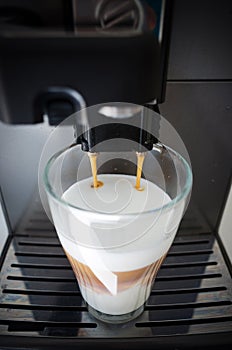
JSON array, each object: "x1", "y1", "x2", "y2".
[{"x1": 0, "y1": 0, "x2": 232, "y2": 348}]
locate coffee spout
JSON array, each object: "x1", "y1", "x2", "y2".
[{"x1": 75, "y1": 103, "x2": 160, "y2": 153}]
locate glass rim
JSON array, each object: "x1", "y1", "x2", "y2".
[{"x1": 43, "y1": 144, "x2": 193, "y2": 217}]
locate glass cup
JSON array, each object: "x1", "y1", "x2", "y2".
[{"x1": 43, "y1": 143, "x2": 192, "y2": 323}]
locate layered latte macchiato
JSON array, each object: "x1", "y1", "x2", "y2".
[{"x1": 59, "y1": 174, "x2": 172, "y2": 315}]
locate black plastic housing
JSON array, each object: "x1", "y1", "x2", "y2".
[
  {"x1": 77, "y1": 123, "x2": 158, "y2": 152},
  {"x1": 0, "y1": 0, "x2": 173, "y2": 125}
]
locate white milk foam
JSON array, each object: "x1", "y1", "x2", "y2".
[
  {"x1": 63, "y1": 174, "x2": 171, "y2": 214},
  {"x1": 58, "y1": 174, "x2": 175, "y2": 314}
]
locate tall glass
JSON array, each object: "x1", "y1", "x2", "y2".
[{"x1": 43, "y1": 143, "x2": 192, "y2": 323}]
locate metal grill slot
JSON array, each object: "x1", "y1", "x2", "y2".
[
  {"x1": 23, "y1": 232, "x2": 57, "y2": 238},
  {"x1": 172, "y1": 239, "x2": 210, "y2": 246},
  {"x1": 135, "y1": 316, "x2": 232, "y2": 327},
  {"x1": 11, "y1": 263, "x2": 72, "y2": 270},
  {"x1": 29, "y1": 219, "x2": 53, "y2": 223},
  {"x1": 144, "y1": 300, "x2": 232, "y2": 310},
  {"x1": 156, "y1": 273, "x2": 222, "y2": 281},
  {"x1": 15, "y1": 252, "x2": 66, "y2": 258},
  {"x1": 2, "y1": 289, "x2": 82, "y2": 296},
  {"x1": 25, "y1": 228, "x2": 55, "y2": 232},
  {"x1": 6, "y1": 321, "x2": 97, "y2": 332},
  {"x1": 18, "y1": 241, "x2": 61, "y2": 247},
  {"x1": 150, "y1": 286, "x2": 227, "y2": 295},
  {"x1": 0, "y1": 304, "x2": 87, "y2": 311},
  {"x1": 7, "y1": 276, "x2": 76, "y2": 282},
  {"x1": 179, "y1": 225, "x2": 203, "y2": 231},
  {"x1": 168, "y1": 250, "x2": 213, "y2": 256},
  {"x1": 161, "y1": 261, "x2": 218, "y2": 268}
]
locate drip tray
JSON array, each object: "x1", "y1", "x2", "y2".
[{"x1": 0, "y1": 203, "x2": 232, "y2": 349}]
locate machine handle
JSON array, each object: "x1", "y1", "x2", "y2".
[{"x1": 34, "y1": 87, "x2": 86, "y2": 125}]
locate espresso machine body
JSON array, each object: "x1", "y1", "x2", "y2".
[{"x1": 0, "y1": 0, "x2": 232, "y2": 348}]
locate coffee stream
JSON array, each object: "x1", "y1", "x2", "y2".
[
  {"x1": 135, "y1": 152, "x2": 145, "y2": 191},
  {"x1": 88, "y1": 152, "x2": 145, "y2": 191},
  {"x1": 88, "y1": 153, "x2": 104, "y2": 188}
]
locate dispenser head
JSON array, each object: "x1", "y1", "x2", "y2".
[{"x1": 75, "y1": 103, "x2": 160, "y2": 153}]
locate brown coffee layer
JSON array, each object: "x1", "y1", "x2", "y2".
[{"x1": 65, "y1": 250, "x2": 166, "y2": 295}]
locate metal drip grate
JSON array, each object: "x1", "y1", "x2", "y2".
[{"x1": 0, "y1": 202, "x2": 232, "y2": 349}]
